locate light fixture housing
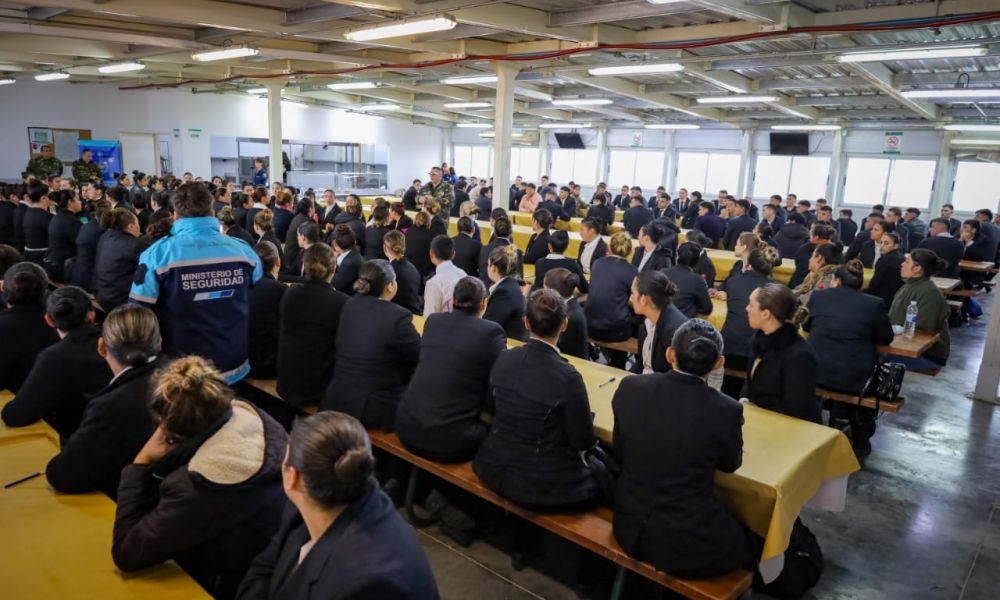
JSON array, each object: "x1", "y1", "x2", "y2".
[
  {"x1": 943, "y1": 124, "x2": 1000, "y2": 132},
  {"x1": 696, "y1": 95, "x2": 778, "y2": 104},
  {"x1": 588, "y1": 63, "x2": 684, "y2": 76},
  {"x1": 0, "y1": 78, "x2": 15, "y2": 85},
  {"x1": 644, "y1": 123, "x2": 700, "y2": 130},
  {"x1": 901, "y1": 89, "x2": 1000, "y2": 100},
  {"x1": 345, "y1": 16, "x2": 456, "y2": 42},
  {"x1": 326, "y1": 81, "x2": 379, "y2": 90},
  {"x1": 191, "y1": 46, "x2": 259, "y2": 62},
  {"x1": 836, "y1": 45, "x2": 986, "y2": 64},
  {"x1": 455, "y1": 123, "x2": 492, "y2": 128},
  {"x1": 552, "y1": 98, "x2": 613, "y2": 106},
  {"x1": 35, "y1": 72, "x2": 70, "y2": 81},
  {"x1": 950, "y1": 138, "x2": 1000, "y2": 146},
  {"x1": 362, "y1": 103, "x2": 400, "y2": 112},
  {"x1": 440, "y1": 74, "x2": 497, "y2": 85},
  {"x1": 771, "y1": 124, "x2": 842, "y2": 131},
  {"x1": 479, "y1": 131, "x2": 525, "y2": 139},
  {"x1": 647, "y1": 0, "x2": 686, "y2": 4},
  {"x1": 98, "y1": 62, "x2": 145, "y2": 74},
  {"x1": 539, "y1": 123, "x2": 591, "y2": 128},
  {"x1": 444, "y1": 101, "x2": 492, "y2": 108},
  {"x1": 246, "y1": 87, "x2": 268, "y2": 95}
]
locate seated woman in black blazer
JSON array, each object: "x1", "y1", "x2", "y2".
[
  {"x1": 474, "y1": 289, "x2": 599, "y2": 511},
  {"x1": 585, "y1": 232, "x2": 638, "y2": 369},
  {"x1": 631, "y1": 220, "x2": 674, "y2": 273},
  {"x1": 237, "y1": 412, "x2": 439, "y2": 600},
  {"x1": 44, "y1": 189, "x2": 84, "y2": 283},
  {"x1": 741, "y1": 283, "x2": 821, "y2": 423},
  {"x1": 483, "y1": 243, "x2": 529, "y2": 341},
  {"x1": 396, "y1": 277, "x2": 507, "y2": 462},
  {"x1": 846, "y1": 219, "x2": 893, "y2": 267},
  {"x1": 630, "y1": 270, "x2": 688, "y2": 374},
  {"x1": 252, "y1": 208, "x2": 282, "y2": 250},
  {"x1": 423, "y1": 197, "x2": 449, "y2": 237},
  {"x1": 1, "y1": 286, "x2": 111, "y2": 437},
  {"x1": 383, "y1": 230, "x2": 422, "y2": 314},
  {"x1": 717, "y1": 246, "x2": 777, "y2": 374},
  {"x1": 805, "y1": 260, "x2": 893, "y2": 451},
  {"x1": 0, "y1": 262, "x2": 59, "y2": 392},
  {"x1": 364, "y1": 204, "x2": 392, "y2": 260},
  {"x1": 405, "y1": 210, "x2": 437, "y2": 281},
  {"x1": 113, "y1": 356, "x2": 287, "y2": 600},
  {"x1": 685, "y1": 230, "x2": 717, "y2": 287},
  {"x1": 864, "y1": 231, "x2": 905, "y2": 309},
  {"x1": 322, "y1": 260, "x2": 421, "y2": 431},
  {"x1": 663, "y1": 242, "x2": 713, "y2": 318},
  {"x1": 94, "y1": 208, "x2": 149, "y2": 311},
  {"x1": 523, "y1": 208, "x2": 554, "y2": 265},
  {"x1": 277, "y1": 243, "x2": 348, "y2": 410},
  {"x1": 248, "y1": 241, "x2": 286, "y2": 378},
  {"x1": 532, "y1": 229, "x2": 588, "y2": 294},
  {"x1": 544, "y1": 267, "x2": 589, "y2": 359},
  {"x1": 219, "y1": 206, "x2": 255, "y2": 247},
  {"x1": 612, "y1": 319, "x2": 756, "y2": 578},
  {"x1": 45, "y1": 304, "x2": 161, "y2": 497}
]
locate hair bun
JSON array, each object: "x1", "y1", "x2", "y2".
[
  {"x1": 353, "y1": 278, "x2": 372, "y2": 295},
  {"x1": 333, "y1": 447, "x2": 372, "y2": 482}
]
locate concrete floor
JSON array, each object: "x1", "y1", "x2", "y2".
[{"x1": 410, "y1": 295, "x2": 1000, "y2": 599}]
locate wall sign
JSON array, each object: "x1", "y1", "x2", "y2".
[
  {"x1": 883, "y1": 131, "x2": 903, "y2": 155},
  {"x1": 631, "y1": 131, "x2": 643, "y2": 147}
]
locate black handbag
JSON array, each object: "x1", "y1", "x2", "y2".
[{"x1": 860, "y1": 361, "x2": 906, "y2": 412}]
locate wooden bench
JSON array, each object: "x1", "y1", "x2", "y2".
[
  {"x1": 589, "y1": 337, "x2": 639, "y2": 355},
  {"x1": 49, "y1": 281, "x2": 105, "y2": 312},
  {"x1": 368, "y1": 430, "x2": 753, "y2": 600},
  {"x1": 242, "y1": 378, "x2": 318, "y2": 414},
  {"x1": 722, "y1": 369, "x2": 904, "y2": 413}
]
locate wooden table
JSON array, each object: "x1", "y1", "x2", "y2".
[
  {"x1": 959, "y1": 259, "x2": 995, "y2": 273},
  {"x1": 931, "y1": 277, "x2": 961, "y2": 293},
  {"x1": 881, "y1": 330, "x2": 939, "y2": 358},
  {"x1": 0, "y1": 393, "x2": 209, "y2": 600}
]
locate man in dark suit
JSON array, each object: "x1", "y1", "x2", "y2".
[
  {"x1": 721, "y1": 199, "x2": 756, "y2": 251},
  {"x1": 612, "y1": 185, "x2": 631, "y2": 210},
  {"x1": 452, "y1": 216, "x2": 482, "y2": 276},
  {"x1": 330, "y1": 224, "x2": 363, "y2": 294},
  {"x1": 795, "y1": 199, "x2": 816, "y2": 228},
  {"x1": 671, "y1": 188, "x2": 691, "y2": 216},
  {"x1": 402, "y1": 179, "x2": 421, "y2": 211},
  {"x1": 815, "y1": 205, "x2": 841, "y2": 241},
  {"x1": 623, "y1": 195, "x2": 654, "y2": 239},
  {"x1": 537, "y1": 190, "x2": 570, "y2": 222},
  {"x1": 559, "y1": 186, "x2": 578, "y2": 219},
  {"x1": 899, "y1": 207, "x2": 928, "y2": 251},
  {"x1": 774, "y1": 212, "x2": 810, "y2": 260},
  {"x1": 838, "y1": 209, "x2": 858, "y2": 245},
  {"x1": 452, "y1": 181, "x2": 470, "y2": 217},
  {"x1": 591, "y1": 183, "x2": 612, "y2": 207},
  {"x1": 760, "y1": 203, "x2": 782, "y2": 234},
  {"x1": 767, "y1": 195, "x2": 787, "y2": 223},
  {"x1": 478, "y1": 217, "x2": 522, "y2": 285},
  {"x1": 692, "y1": 201, "x2": 726, "y2": 248},
  {"x1": 974, "y1": 209, "x2": 1000, "y2": 260},
  {"x1": 543, "y1": 267, "x2": 589, "y2": 359},
  {"x1": 533, "y1": 230, "x2": 587, "y2": 293},
  {"x1": 577, "y1": 217, "x2": 608, "y2": 276},
  {"x1": 587, "y1": 197, "x2": 615, "y2": 235},
  {"x1": 652, "y1": 194, "x2": 677, "y2": 221},
  {"x1": 918, "y1": 218, "x2": 965, "y2": 279},
  {"x1": 940, "y1": 204, "x2": 962, "y2": 237}
]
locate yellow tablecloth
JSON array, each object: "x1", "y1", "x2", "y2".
[
  {"x1": 359, "y1": 195, "x2": 401, "y2": 204},
  {"x1": 511, "y1": 212, "x2": 625, "y2": 235},
  {"x1": 705, "y1": 249, "x2": 874, "y2": 287},
  {"x1": 0, "y1": 393, "x2": 210, "y2": 599}
]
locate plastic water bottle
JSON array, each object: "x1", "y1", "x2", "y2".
[{"x1": 904, "y1": 301, "x2": 918, "y2": 339}]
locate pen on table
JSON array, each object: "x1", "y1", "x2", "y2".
[
  {"x1": 598, "y1": 377, "x2": 617, "y2": 388},
  {"x1": 5, "y1": 472, "x2": 43, "y2": 489}
]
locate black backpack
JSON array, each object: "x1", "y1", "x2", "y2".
[{"x1": 753, "y1": 518, "x2": 824, "y2": 599}]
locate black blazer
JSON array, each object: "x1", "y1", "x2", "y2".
[
  {"x1": 722, "y1": 215, "x2": 757, "y2": 251},
  {"x1": 804, "y1": 287, "x2": 894, "y2": 394},
  {"x1": 46, "y1": 211, "x2": 82, "y2": 280},
  {"x1": 740, "y1": 324, "x2": 820, "y2": 423},
  {"x1": 478, "y1": 237, "x2": 523, "y2": 286},
  {"x1": 429, "y1": 216, "x2": 448, "y2": 237},
  {"x1": 282, "y1": 213, "x2": 311, "y2": 270},
  {"x1": 918, "y1": 235, "x2": 965, "y2": 279},
  {"x1": 227, "y1": 225, "x2": 255, "y2": 248},
  {"x1": 0, "y1": 304, "x2": 60, "y2": 393},
  {"x1": 237, "y1": 490, "x2": 439, "y2": 600},
  {"x1": 533, "y1": 256, "x2": 588, "y2": 293},
  {"x1": 322, "y1": 295, "x2": 421, "y2": 430},
  {"x1": 788, "y1": 242, "x2": 816, "y2": 289},
  {"x1": 277, "y1": 280, "x2": 347, "y2": 409},
  {"x1": 405, "y1": 225, "x2": 437, "y2": 279},
  {"x1": 623, "y1": 205, "x2": 654, "y2": 239},
  {"x1": 473, "y1": 340, "x2": 596, "y2": 508},
  {"x1": 364, "y1": 225, "x2": 391, "y2": 260},
  {"x1": 630, "y1": 245, "x2": 672, "y2": 273},
  {"x1": 334, "y1": 212, "x2": 367, "y2": 251},
  {"x1": 0, "y1": 200, "x2": 14, "y2": 245},
  {"x1": 452, "y1": 233, "x2": 482, "y2": 276},
  {"x1": 631, "y1": 305, "x2": 688, "y2": 375},
  {"x1": 523, "y1": 229, "x2": 551, "y2": 265},
  {"x1": 838, "y1": 218, "x2": 859, "y2": 245},
  {"x1": 577, "y1": 237, "x2": 608, "y2": 275},
  {"x1": 45, "y1": 357, "x2": 161, "y2": 498},
  {"x1": 537, "y1": 200, "x2": 569, "y2": 222},
  {"x1": 584, "y1": 256, "x2": 637, "y2": 343},
  {"x1": 587, "y1": 204, "x2": 615, "y2": 234},
  {"x1": 70, "y1": 220, "x2": 104, "y2": 291},
  {"x1": 662, "y1": 266, "x2": 712, "y2": 318},
  {"x1": 390, "y1": 258, "x2": 422, "y2": 315},
  {"x1": 248, "y1": 275, "x2": 287, "y2": 378},
  {"x1": 694, "y1": 251, "x2": 716, "y2": 288},
  {"x1": 21, "y1": 206, "x2": 52, "y2": 262},
  {"x1": 612, "y1": 370, "x2": 750, "y2": 577},
  {"x1": 963, "y1": 232, "x2": 996, "y2": 262},
  {"x1": 331, "y1": 250, "x2": 363, "y2": 295},
  {"x1": 865, "y1": 249, "x2": 904, "y2": 309},
  {"x1": 94, "y1": 229, "x2": 149, "y2": 310},
  {"x1": 557, "y1": 296, "x2": 589, "y2": 359},
  {"x1": 719, "y1": 271, "x2": 771, "y2": 359},
  {"x1": 1, "y1": 324, "x2": 111, "y2": 438},
  {"x1": 396, "y1": 311, "x2": 506, "y2": 462},
  {"x1": 773, "y1": 223, "x2": 809, "y2": 261},
  {"x1": 483, "y1": 277, "x2": 528, "y2": 342}
]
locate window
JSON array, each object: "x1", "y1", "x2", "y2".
[
  {"x1": 608, "y1": 150, "x2": 664, "y2": 191},
  {"x1": 677, "y1": 151, "x2": 740, "y2": 195},
  {"x1": 510, "y1": 147, "x2": 539, "y2": 182},
  {"x1": 453, "y1": 144, "x2": 492, "y2": 179},
  {"x1": 952, "y1": 161, "x2": 1000, "y2": 213},
  {"x1": 843, "y1": 157, "x2": 935, "y2": 208},
  {"x1": 753, "y1": 155, "x2": 830, "y2": 200},
  {"x1": 551, "y1": 148, "x2": 599, "y2": 186}
]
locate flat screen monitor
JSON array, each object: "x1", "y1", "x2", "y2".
[
  {"x1": 769, "y1": 132, "x2": 809, "y2": 155},
  {"x1": 554, "y1": 132, "x2": 586, "y2": 149}
]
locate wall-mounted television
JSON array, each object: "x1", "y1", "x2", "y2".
[
  {"x1": 554, "y1": 132, "x2": 586, "y2": 149},
  {"x1": 769, "y1": 133, "x2": 809, "y2": 155}
]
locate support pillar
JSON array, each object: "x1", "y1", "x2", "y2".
[
  {"x1": 973, "y1": 288, "x2": 1000, "y2": 404},
  {"x1": 264, "y1": 78, "x2": 287, "y2": 187},
  {"x1": 826, "y1": 128, "x2": 847, "y2": 207},
  {"x1": 491, "y1": 60, "x2": 520, "y2": 210},
  {"x1": 737, "y1": 128, "x2": 754, "y2": 199},
  {"x1": 442, "y1": 126, "x2": 453, "y2": 167},
  {"x1": 663, "y1": 130, "x2": 677, "y2": 195},
  {"x1": 595, "y1": 125, "x2": 609, "y2": 187},
  {"x1": 537, "y1": 127, "x2": 549, "y2": 183},
  {"x1": 930, "y1": 131, "x2": 954, "y2": 217}
]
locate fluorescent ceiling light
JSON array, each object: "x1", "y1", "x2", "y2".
[
  {"x1": 647, "y1": 0, "x2": 686, "y2": 3},
  {"x1": 950, "y1": 138, "x2": 1000, "y2": 146},
  {"x1": 539, "y1": 123, "x2": 591, "y2": 128},
  {"x1": 479, "y1": 131, "x2": 525, "y2": 139},
  {"x1": 0, "y1": 78, "x2": 15, "y2": 86},
  {"x1": 34, "y1": 72, "x2": 69, "y2": 81},
  {"x1": 362, "y1": 103, "x2": 399, "y2": 111},
  {"x1": 552, "y1": 98, "x2": 613, "y2": 106},
  {"x1": 901, "y1": 89, "x2": 1000, "y2": 100},
  {"x1": 588, "y1": 63, "x2": 683, "y2": 76},
  {"x1": 943, "y1": 124, "x2": 1000, "y2": 132},
  {"x1": 696, "y1": 95, "x2": 778, "y2": 104},
  {"x1": 837, "y1": 45, "x2": 986, "y2": 64},
  {"x1": 246, "y1": 87, "x2": 268, "y2": 94},
  {"x1": 97, "y1": 62, "x2": 145, "y2": 74},
  {"x1": 345, "y1": 16, "x2": 456, "y2": 42},
  {"x1": 456, "y1": 123, "x2": 492, "y2": 128},
  {"x1": 441, "y1": 75, "x2": 497, "y2": 85},
  {"x1": 771, "y1": 124, "x2": 842, "y2": 131},
  {"x1": 191, "y1": 46, "x2": 258, "y2": 62},
  {"x1": 444, "y1": 101, "x2": 492, "y2": 108},
  {"x1": 644, "y1": 123, "x2": 700, "y2": 130},
  {"x1": 327, "y1": 81, "x2": 378, "y2": 90}
]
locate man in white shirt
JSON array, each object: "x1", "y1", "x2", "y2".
[{"x1": 423, "y1": 235, "x2": 467, "y2": 316}]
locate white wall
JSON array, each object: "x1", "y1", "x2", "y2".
[{"x1": 0, "y1": 80, "x2": 443, "y2": 190}]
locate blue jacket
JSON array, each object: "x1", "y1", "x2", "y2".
[
  {"x1": 252, "y1": 168, "x2": 268, "y2": 187},
  {"x1": 130, "y1": 217, "x2": 262, "y2": 383}
]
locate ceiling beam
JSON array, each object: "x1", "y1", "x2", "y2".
[
  {"x1": 844, "y1": 61, "x2": 938, "y2": 120},
  {"x1": 449, "y1": 4, "x2": 632, "y2": 44},
  {"x1": 795, "y1": 95, "x2": 898, "y2": 106},
  {"x1": 756, "y1": 76, "x2": 870, "y2": 90},
  {"x1": 18, "y1": 0, "x2": 288, "y2": 33},
  {"x1": 684, "y1": 0, "x2": 783, "y2": 22},
  {"x1": 900, "y1": 72, "x2": 1000, "y2": 86},
  {"x1": 560, "y1": 73, "x2": 726, "y2": 121},
  {"x1": 548, "y1": 0, "x2": 689, "y2": 27},
  {"x1": 284, "y1": 4, "x2": 365, "y2": 25},
  {"x1": 764, "y1": 96, "x2": 822, "y2": 120},
  {"x1": 0, "y1": 22, "x2": 204, "y2": 50},
  {"x1": 682, "y1": 61, "x2": 753, "y2": 93}
]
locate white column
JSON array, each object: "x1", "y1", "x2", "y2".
[
  {"x1": 264, "y1": 78, "x2": 286, "y2": 187},
  {"x1": 930, "y1": 131, "x2": 954, "y2": 216},
  {"x1": 595, "y1": 125, "x2": 609, "y2": 186},
  {"x1": 441, "y1": 126, "x2": 453, "y2": 166},
  {"x1": 491, "y1": 60, "x2": 519, "y2": 210},
  {"x1": 974, "y1": 303, "x2": 1000, "y2": 404},
  {"x1": 737, "y1": 128, "x2": 754, "y2": 199},
  {"x1": 537, "y1": 128, "x2": 549, "y2": 182},
  {"x1": 826, "y1": 128, "x2": 847, "y2": 207},
  {"x1": 663, "y1": 130, "x2": 677, "y2": 194}
]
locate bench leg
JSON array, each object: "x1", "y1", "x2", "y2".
[
  {"x1": 403, "y1": 464, "x2": 438, "y2": 528},
  {"x1": 609, "y1": 565, "x2": 626, "y2": 600}
]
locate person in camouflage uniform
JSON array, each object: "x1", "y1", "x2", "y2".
[
  {"x1": 71, "y1": 148, "x2": 103, "y2": 184},
  {"x1": 25, "y1": 144, "x2": 63, "y2": 179},
  {"x1": 419, "y1": 166, "x2": 455, "y2": 216}
]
